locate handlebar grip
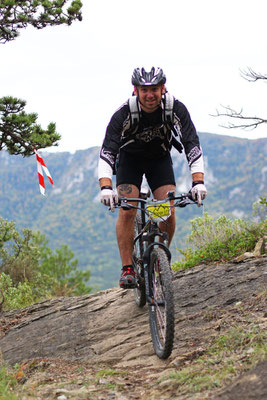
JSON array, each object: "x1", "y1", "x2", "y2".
[
  {"x1": 167, "y1": 191, "x2": 175, "y2": 200},
  {"x1": 187, "y1": 191, "x2": 194, "y2": 201}
]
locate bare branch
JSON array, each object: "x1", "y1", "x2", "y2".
[
  {"x1": 212, "y1": 66, "x2": 267, "y2": 130},
  {"x1": 211, "y1": 106, "x2": 267, "y2": 130},
  {"x1": 240, "y1": 68, "x2": 267, "y2": 83}
]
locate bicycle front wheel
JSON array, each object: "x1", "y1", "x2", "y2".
[
  {"x1": 133, "y1": 213, "x2": 146, "y2": 307},
  {"x1": 148, "y1": 247, "x2": 174, "y2": 359}
]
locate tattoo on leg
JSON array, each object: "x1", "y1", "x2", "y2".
[{"x1": 118, "y1": 184, "x2": 133, "y2": 196}]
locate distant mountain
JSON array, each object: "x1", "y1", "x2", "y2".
[{"x1": 0, "y1": 132, "x2": 266, "y2": 290}]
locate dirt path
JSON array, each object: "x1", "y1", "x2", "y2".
[{"x1": 0, "y1": 255, "x2": 266, "y2": 399}]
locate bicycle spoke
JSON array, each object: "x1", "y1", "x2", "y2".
[
  {"x1": 133, "y1": 213, "x2": 146, "y2": 307},
  {"x1": 153, "y1": 273, "x2": 166, "y2": 340},
  {"x1": 149, "y1": 248, "x2": 174, "y2": 359}
]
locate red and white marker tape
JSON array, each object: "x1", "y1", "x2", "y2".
[{"x1": 33, "y1": 147, "x2": 54, "y2": 195}]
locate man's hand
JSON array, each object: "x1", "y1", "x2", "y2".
[
  {"x1": 191, "y1": 183, "x2": 207, "y2": 207},
  {"x1": 100, "y1": 188, "x2": 118, "y2": 212}
]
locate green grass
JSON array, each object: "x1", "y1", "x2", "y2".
[
  {"x1": 168, "y1": 323, "x2": 267, "y2": 395},
  {"x1": 0, "y1": 365, "x2": 18, "y2": 400},
  {"x1": 94, "y1": 369, "x2": 128, "y2": 391},
  {"x1": 95, "y1": 368, "x2": 128, "y2": 378}
]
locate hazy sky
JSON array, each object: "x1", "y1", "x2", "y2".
[{"x1": 1, "y1": 0, "x2": 267, "y2": 153}]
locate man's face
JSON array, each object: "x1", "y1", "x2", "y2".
[{"x1": 134, "y1": 84, "x2": 164, "y2": 113}]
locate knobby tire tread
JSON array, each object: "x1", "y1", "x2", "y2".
[
  {"x1": 133, "y1": 213, "x2": 146, "y2": 307},
  {"x1": 149, "y1": 248, "x2": 174, "y2": 359}
]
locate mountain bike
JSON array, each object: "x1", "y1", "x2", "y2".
[{"x1": 117, "y1": 191, "x2": 198, "y2": 359}]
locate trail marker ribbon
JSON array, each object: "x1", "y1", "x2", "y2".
[{"x1": 33, "y1": 147, "x2": 54, "y2": 195}]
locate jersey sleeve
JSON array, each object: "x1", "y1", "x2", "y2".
[
  {"x1": 190, "y1": 153, "x2": 204, "y2": 174},
  {"x1": 98, "y1": 157, "x2": 113, "y2": 180},
  {"x1": 173, "y1": 99, "x2": 203, "y2": 168},
  {"x1": 99, "y1": 102, "x2": 129, "y2": 172}
]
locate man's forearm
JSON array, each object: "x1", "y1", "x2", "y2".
[
  {"x1": 99, "y1": 177, "x2": 112, "y2": 189},
  {"x1": 192, "y1": 172, "x2": 204, "y2": 183}
]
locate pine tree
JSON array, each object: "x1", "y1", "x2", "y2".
[
  {"x1": 0, "y1": 96, "x2": 60, "y2": 156},
  {"x1": 0, "y1": 0, "x2": 82, "y2": 43}
]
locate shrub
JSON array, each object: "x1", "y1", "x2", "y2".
[
  {"x1": 0, "y1": 273, "x2": 34, "y2": 311},
  {"x1": 253, "y1": 197, "x2": 267, "y2": 221},
  {"x1": 0, "y1": 217, "x2": 91, "y2": 310},
  {"x1": 173, "y1": 212, "x2": 266, "y2": 270}
]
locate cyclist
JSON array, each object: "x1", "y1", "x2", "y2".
[{"x1": 98, "y1": 67, "x2": 207, "y2": 289}]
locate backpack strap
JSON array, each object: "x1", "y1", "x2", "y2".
[
  {"x1": 130, "y1": 93, "x2": 174, "y2": 127},
  {"x1": 163, "y1": 93, "x2": 183, "y2": 153},
  {"x1": 128, "y1": 96, "x2": 140, "y2": 127},
  {"x1": 124, "y1": 93, "x2": 183, "y2": 153},
  {"x1": 162, "y1": 92, "x2": 174, "y2": 125},
  {"x1": 119, "y1": 96, "x2": 140, "y2": 150}
]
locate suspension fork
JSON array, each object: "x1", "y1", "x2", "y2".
[{"x1": 142, "y1": 239, "x2": 171, "y2": 305}]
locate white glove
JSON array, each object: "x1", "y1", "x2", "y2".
[
  {"x1": 191, "y1": 183, "x2": 207, "y2": 207},
  {"x1": 100, "y1": 188, "x2": 118, "y2": 212}
]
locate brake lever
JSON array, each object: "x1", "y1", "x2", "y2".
[
  {"x1": 175, "y1": 198, "x2": 190, "y2": 208},
  {"x1": 119, "y1": 198, "x2": 132, "y2": 210}
]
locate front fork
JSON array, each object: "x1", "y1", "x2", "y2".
[{"x1": 142, "y1": 233, "x2": 171, "y2": 305}]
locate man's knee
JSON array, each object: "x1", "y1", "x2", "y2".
[
  {"x1": 118, "y1": 208, "x2": 136, "y2": 223},
  {"x1": 153, "y1": 184, "x2": 176, "y2": 200}
]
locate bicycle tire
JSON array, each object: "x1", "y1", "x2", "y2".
[
  {"x1": 132, "y1": 213, "x2": 146, "y2": 307},
  {"x1": 148, "y1": 247, "x2": 174, "y2": 359}
]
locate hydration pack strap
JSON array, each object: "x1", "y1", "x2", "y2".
[
  {"x1": 172, "y1": 136, "x2": 183, "y2": 153},
  {"x1": 164, "y1": 93, "x2": 183, "y2": 153},
  {"x1": 127, "y1": 92, "x2": 183, "y2": 153},
  {"x1": 129, "y1": 96, "x2": 140, "y2": 126},
  {"x1": 163, "y1": 92, "x2": 174, "y2": 125},
  {"x1": 129, "y1": 93, "x2": 174, "y2": 127}
]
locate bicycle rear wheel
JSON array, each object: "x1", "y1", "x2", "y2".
[
  {"x1": 132, "y1": 213, "x2": 146, "y2": 307},
  {"x1": 148, "y1": 247, "x2": 174, "y2": 359}
]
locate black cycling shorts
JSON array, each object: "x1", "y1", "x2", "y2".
[{"x1": 116, "y1": 151, "x2": 176, "y2": 192}]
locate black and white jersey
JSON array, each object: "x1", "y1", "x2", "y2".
[{"x1": 99, "y1": 96, "x2": 202, "y2": 173}]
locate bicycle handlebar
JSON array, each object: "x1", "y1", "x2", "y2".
[{"x1": 117, "y1": 191, "x2": 199, "y2": 210}]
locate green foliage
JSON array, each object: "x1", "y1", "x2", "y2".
[
  {"x1": 259, "y1": 196, "x2": 267, "y2": 207},
  {"x1": 37, "y1": 236, "x2": 91, "y2": 296},
  {"x1": 95, "y1": 369, "x2": 128, "y2": 378},
  {"x1": 0, "y1": 96, "x2": 61, "y2": 156},
  {"x1": 0, "y1": 218, "x2": 41, "y2": 285},
  {"x1": 253, "y1": 197, "x2": 267, "y2": 221},
  {"x1": 210, "y1": 325, "x2": 266, "y2": 354},
  {"x1": 0, "y1": 217, "x2": 91, "y2": 310},
  {"x1": 0, "y1": 0, "x2": 83, "y2": 43},
  {"x1": 173, "y1": 212, "x2": 266, "y2": 270},
  {"x1": 168, "y1": 322, "x2": 267, "y2": 394},
  {"x1": 0, "y1": 364, "x2": 18, "y2": 400},
  {"x1": 0, "y1": 273, "x2": 34, "y2": 311}
]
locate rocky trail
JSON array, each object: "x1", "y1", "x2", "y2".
[{"x1": 0, "y1": 255, "x2": 266, "y2": 399}]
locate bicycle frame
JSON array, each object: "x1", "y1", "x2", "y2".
[
  {"x1": 119, "y1": 191, "x2": 197, "y2": 305},
  {"x1": 119, "y1": 196, "x2": 168, "y2": 304},
  {"x1": 140, "y1": 223, "x2": 171, "y2": 306},
  {"x1": 117, "y1": 191, "x2": 199, "y2": 359}
]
